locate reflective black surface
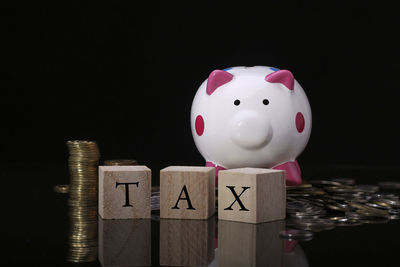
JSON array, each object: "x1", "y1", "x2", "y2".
[{"x1": 3, "y1": 162, "x2": 400, "y2": 266}]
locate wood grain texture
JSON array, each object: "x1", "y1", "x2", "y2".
[
  {"x1": 218, "y1": 168, "x2": 286, "y2": 223},
  {"x1": 159, "y1": 217, "x2": 215, "y2": 266},
  {"x1": 218, "y1": 220, "x2": 285, "y2": 267},
  {"x1": 99, "y1": 166, "x2": 151, "y2": 219},
  {"x1": 160, "y1": 166, "x2": 215, "y2": 219},
  {"x1": 98, "y1": 218, "x2": 151, "y2": 266}
]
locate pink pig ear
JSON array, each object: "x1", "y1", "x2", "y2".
[
  {"x1": 206, "y1": 70, "x2": 234, "y2": 95},
  {"x1": 265, "y1": 70, "x2": 295, "y2": 91}
]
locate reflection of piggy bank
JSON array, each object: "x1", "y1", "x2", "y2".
[{"x1": 190, "y1": 66, "x2": 311, "y2": 185}]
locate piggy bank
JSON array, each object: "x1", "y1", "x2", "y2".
[{"x1": 190, "y1": 66, "x2": 311, "y2": 185}]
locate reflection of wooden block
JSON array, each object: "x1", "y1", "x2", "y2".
[
  {"x1": 218, "y1": 220, "x2": 285, "y2": 267},
  {"x1": 98, "y1": 218, "x2": 151, "y2": 266},
  {"x1": 99, "y1": 166, "x2": 151, "y2": 219},
  {"x1": 160, "y1": 217, "x2": 215, "y2": 266},
  {"x1": 218, "y1": 168, "x2": 285, "y2": 223},
  {"x1": 160, "y1": 166, "x2": 215, "y2": 219}
]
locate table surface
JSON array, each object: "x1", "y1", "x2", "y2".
[{"x1": 3, "y1": 162, "x2": 400, "y2": 267}]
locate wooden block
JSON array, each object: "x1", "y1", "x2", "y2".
[
  {"x1": 160, "y1": 217, "x2": 215, "y2": 266},
  {"x1": 160, "y1": 166, "x2": 215, "y2": 219},
  {"x1": 98, "y1": 218, "x2": 151, "y2": 266},
  {"x1": 218, "y1": 220, "x2": 285, "y2": 267},
  {"x1": 99, "y1": 166, "x2": 151, "y2": 219},
  {"x1": 218, "y1": 168, "x2": 285, "y2": 223}
]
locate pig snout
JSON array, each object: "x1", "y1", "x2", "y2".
[{"x1": 229, "y1": 110, "x2": 272, "y2": 150}]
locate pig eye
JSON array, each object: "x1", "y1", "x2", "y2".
[
  {"x1": 234, "y1": 99, "x2": 241, "y2": 106},
  {"x1": 263, "y1": 99, "x2": 269, "y2": 105}
]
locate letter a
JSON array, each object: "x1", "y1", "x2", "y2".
[{"x1": 171, "y1": 185, "x2": 195, "y2": 210}]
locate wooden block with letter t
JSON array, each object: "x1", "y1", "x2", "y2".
[
  {"x1": 99, "y1": 166, "x2": 151, "y2": 219},
  {"x1": 218, "y1": 168, "x2": 285, "y2": 224},
  {"x1": 160, "y1": 166, "x2": 215, "y2": 219}
]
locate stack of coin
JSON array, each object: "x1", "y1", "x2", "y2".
[
  {"x1": 285, "y1": 178, "x2": 400, "y2": 233},
  {"x1": 66, "y1": 140, "x2": 100, "y2": 262}
]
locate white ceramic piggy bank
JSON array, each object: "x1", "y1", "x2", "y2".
[{"x1": 190, "y1": 66, "x2": 311, "y2": 185}]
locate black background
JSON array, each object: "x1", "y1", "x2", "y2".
[
  {"x1": 2, "y1": 1, "x2": 400, "y2": 173},
  {"x1": 2, "y1": 2, "x2": 400, "y2": 266}
]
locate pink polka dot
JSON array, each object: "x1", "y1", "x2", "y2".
[
  {"x1": 195, "y1": 115, "x2": 204, "y2": 136},
  {"x1": 296, "y1": 112, "x2": 305, "y2": 133}
]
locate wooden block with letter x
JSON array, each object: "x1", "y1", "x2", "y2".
[
  {"x1": 99, "y1": 166, "x2": 151, "y2": 219},
  {"x1": 160, "y1": 166, "x2": 215, "y2": 219},
  {"x1": 218, "y1": 168, "x2": 285, "y2": 224}
]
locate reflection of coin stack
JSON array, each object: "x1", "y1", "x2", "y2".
[{"x1": 66, "y1": 140, "x2": 100, "y2": 262}]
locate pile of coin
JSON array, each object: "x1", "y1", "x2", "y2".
[
  {"x1": 66, "y1": 140, "x2": 100, "y2": 262},
  {"x1": 285, "y1": 178, "x2": 400, "y2": 234},
  {"x1": 151, "y1": 186, "x2": 160, "y2": 211}
]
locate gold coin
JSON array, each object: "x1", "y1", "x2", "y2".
[
  {"x1": 103, "y1": 159, "x2": 138, "y2": 166},
  {"x1": 54, "y1": 184, "x2": 70, "y2": 193},
  {"x1": 286, "y1": 184, "x2": 312, "y2": 190}
]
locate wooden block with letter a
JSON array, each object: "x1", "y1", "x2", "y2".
[
  {"x1": 99, "y1": 166, "x2": 151, "y2": 219},
  {"x1": 218, "y1": 168, "x2": 285, "y2": 224},
  {"x1": 160, "y1": 166, "x2": 215, "y2": 219}
]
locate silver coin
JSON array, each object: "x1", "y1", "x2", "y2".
[
  {"x1": 336, "y1": 220, "x2": 362, "y2": 227},
  {"x1": 388, "y1": 215, "x2": 400, "y2": 220},
  {"x1": 378, "y1": 181, "x2": 400, "y2": 189},
  {"x1": 325, "y1": 203, "x2": 348, "y2": 212},
  {"x1": 388, "y1": 209, "x2": 400, "y2": 215},
  {"x1": 286, "y1": 201, "x2": 312, "y2": 211},
  {"x1": 279, "y1": 229, "x2": 313, "y2": 240},
  {"x1": 329, "y1": 178, "x2": 356, "y2": 185},
  {"x1": 365, "y1": 202, "x2": 390, "y2": 210},
  {"x1": 290, "y1": 214, "x2": 322, "y2": 220},
  {"x1": 360, "y1": 218, "x2": 389, "y2": 224},
  {"x1": 309, "y1": 180, "x2": 342, "y2": 186},
  {"x1": 371, "y1": 193, "x2": 398, "y2": 200},
  {"x1": 345, "y1": 211, "x2": 364, "y2": 220},
  {"x1": 376, "y1": 198, "x2": 400, "y2": 208},
  {"x1": 287, "y1": 193, "x2": 311, "y2": 197},
  {"x1": 290, "y1": 218, "x2": 334, "y2": 228},
  {"x1": 354, "y1": 185, "x2": 379, "y2": 193}
]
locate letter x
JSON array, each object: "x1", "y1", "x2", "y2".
[{"x1": 224, "y1": 186, "x2": 250, "y2": 211}]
